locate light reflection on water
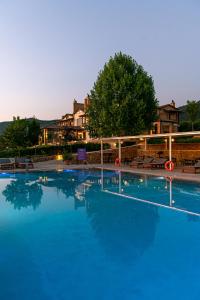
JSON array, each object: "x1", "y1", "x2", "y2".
[{"x1": 0, "y1": 170, "x2": 200, "y2": 300}]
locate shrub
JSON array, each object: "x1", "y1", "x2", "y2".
[
  {"x1": 122, "y1": 141, "x2": 136, "y2": 147},
  {"x1": 63, "y1": 151, "x2": 73, "y2": 161},
  {"x1": 147, "y1": 138, "x2": 164, "y2": 144},
  {"x1": 0, "y1": 142, "x2": 110, "y2": 158},
  {"x1": 175, "y1": 137, "x2": 200, "y2": 143}
]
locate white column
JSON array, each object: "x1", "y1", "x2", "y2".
[
  {"x1": 169, "y1": 136, "x2": 172, "y2": 161},
  {"x1": 118, "y1": 140, "x2": 121, "y2": 166},
  {"x1": 101, "y1": 140, "x2": 103, "y2": 166},
  {"x1": 119, "y1": 171, "x2": 122, "y2": 193},
  {"x1": 101, "y1": 168, "x2": 104, "y2": 190},
  {"x1": 169, "y1": 180, "x2": 172, "y2": 206}
]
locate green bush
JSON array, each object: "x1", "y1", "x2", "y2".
[
  {"x1": 122, "y1": 141, "x2": 136, "y2": 147},
  {"x1": 63, "y1": 151, "x2": 73, "y2": 161},
  {"x1": 175, "y1": 137, "x2": 200, "y2": 143},
  {"x1": 147, "y1": 138, "x2": 164, "y2": 144}
]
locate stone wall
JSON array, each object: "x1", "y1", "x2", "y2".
[
  {"x1": 147, "y1": 143, "x2": 200, "y2": 151},
  {"x1": 70, "y1": 146, "x2": 138, "y2": 164},
  {"x1": 67, "y1": 143, "x2": 200, "y2": 164},
  {"x1": 139, "y1": 143, "x2": 200, "y2": 163}
]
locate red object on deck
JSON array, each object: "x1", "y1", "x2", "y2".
[{"x1": 165, "y1": 160, "x2": 174, "y2": 172}]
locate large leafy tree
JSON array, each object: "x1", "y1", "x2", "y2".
[
  {"x1": 27, "y1": 118, "x2": 41, "y2": 145},
  {"x1": 86, "y1": 52, "x2": 158, "y2": 137},
  {"x1": 1, "y1": 117, "x2": 40, "y2": 148},
  {"x1": 186, "y1": 100, "x2": 200, "y2": 130}
]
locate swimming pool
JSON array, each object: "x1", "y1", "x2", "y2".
[{"x1": 0, "y1": 169, "x2": 200, "y2": 300}]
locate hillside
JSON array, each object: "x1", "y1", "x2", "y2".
[{"x1": 0, "y1": 119, "x2": 57, "y2": 135}]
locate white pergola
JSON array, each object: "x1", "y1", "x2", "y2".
[{"x1": 98, "y1": 131, "x2": 200, "y2": 165}]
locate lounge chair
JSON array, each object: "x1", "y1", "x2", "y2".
[
  {"x1": 143, "y1": 158, "x2": 167, "y2": 169},
  {"x1": 15, "y1": 157, "x2": 34, "y2": 169},
  {"x1": 137, "y1": 157, "x2": 154, "y2": 168},
  {"x1": 0, "y1": 158, "x2": 15, "y2": 170},
  {"x1": 182, "y1": 160, "x2": 200, "y2": 174},
  {"x1": 130, "y1": 157, "x2": 144, "y2": 168}
]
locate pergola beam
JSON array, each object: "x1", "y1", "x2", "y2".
[
  {"x1": 98, "y1": 131, "x2": 200, "y2": 166},
  {"x1": 96, "y1": 131, "x2": 200, "y2": 142}
]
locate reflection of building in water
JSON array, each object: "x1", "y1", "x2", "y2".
[
  {"x1": 36, "y1": 171, "x2": 96, "y2": 210},
  {"x1": 74, "y1": 182, "x2": 91, "y2": 210}
]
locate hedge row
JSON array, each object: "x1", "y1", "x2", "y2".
[
  {"x1": 147, "y1": 137, "x2": 200, "y2": 144},
  {"x1": 0, "y1": 142, "x2": 110, "y2": 158},
  {"x1": 175, "y1": 137, "x2": 200, "y2": 144},
  {"x1": 147, "y1": 138, "x2": 164, "y2": 144}
]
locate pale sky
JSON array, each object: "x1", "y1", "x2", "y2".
[{"x1": 0, "y1": 0, "x2": 199, "y2": 121}]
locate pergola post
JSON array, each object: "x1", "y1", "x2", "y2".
[
  {"x1": 144, "y1": 138, "x2": 147, "y2": 151},
  {"x1": 101, "y1": 139, "x2": 103, "y2": 166},
  {"x1": 169, "y1": 180, "x2": 173, "y2": 206},
  {"x1": 119, "y1": 171, "x2": 122, "y2": 193},
  {"x1": 118, "y1": 139, "x2": 121, "y2": 166},
  {"x1": 169, "y1": 135, "x2": 172, "y2": 161},
  {"x1": 101, "y1": 168, "x2": 104, "y2": 190}
]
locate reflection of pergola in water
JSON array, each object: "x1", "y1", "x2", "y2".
[
  {"x1": 100, "y1": 169, "x2": 200, "y2": 217},
  {"x1": 98, "y1": 131, "x2": 200, "y2": 164},
  {"x1": 86, "y1": 185, "x2": 159, "y2": 262}
]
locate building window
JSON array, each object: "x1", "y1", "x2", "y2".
[{"x1": 77, "y1": 118, "x2": 83, "y2": 126}]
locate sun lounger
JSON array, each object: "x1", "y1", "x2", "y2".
[
  {"x1": 0, "y1": 158, "x2": 15, "y2": 170},
  {"x1": 15, "y1": 157, "x2": 34, "y2": 169},
  {"x1": 182, "y1": 161, "x2": 200, "y2": 174},
  {"x1": 143, "y1": 158, "x2": 167, "y2": 169},
  {"x1": 137, "y1": 157, "x2": 154, "y2": 168},
  {"x1": 130, "y1": 157, "x2": 144, "y2": 168}
]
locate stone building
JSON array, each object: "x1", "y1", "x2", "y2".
[
  {"x1": 152, "y1": 100, "x2": 180, "y2": 134},
  {"x1": 41, "y1": 97, "x2": 90, "y2": 145}
]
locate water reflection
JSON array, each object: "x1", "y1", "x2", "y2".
[
  {"x1": 36, "y1": 171, "x2": 93, "y2": 209},
  {"x1": 86, "y1": 186, "x2": 159, "y2": 263},
  {"x1": 1, "y1": 169, "x2": 200, "y2": 219},
  {"x1": 100, "y1": 170, "x2": 200, "y2": 217},
  {"x1": 3, "y1": 178, "x2": 43, "y2": 210}
]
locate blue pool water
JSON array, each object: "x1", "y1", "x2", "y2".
[{"x1": 0, "y1": 169, "x2": 200, "y2": 300}]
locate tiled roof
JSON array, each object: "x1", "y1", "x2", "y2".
[{"x1": 158, "y1": 104, "x2": 180, "y2": 111}]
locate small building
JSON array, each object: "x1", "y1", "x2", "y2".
[{"x1": 152, "y1": 100, "x2": 180, "y2": 134}]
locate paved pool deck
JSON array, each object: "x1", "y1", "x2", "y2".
[{"x1": 1, "y1": 160, "x2": 199, "y2": 183}]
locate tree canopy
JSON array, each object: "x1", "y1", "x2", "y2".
[
  {"x1": 0, "y1": 117, "x2": 40, "y2": 148},
  {"x1": 86, "y1": 52, "x2": 158, "y2": 137},
  {"x1": 186, "y1": 100, "x2": 200, "y2": 130}
]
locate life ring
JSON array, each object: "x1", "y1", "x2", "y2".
[
  {"x1": 115, "y1": 157, "x2": 121, "y2": 167},
  {"x1": 165, "y1": 160, "x2": 174, "y2": 172}
]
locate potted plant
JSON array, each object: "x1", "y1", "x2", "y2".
[{"x1": 63, "y1": 151, "x2": 73, "y2": 164}]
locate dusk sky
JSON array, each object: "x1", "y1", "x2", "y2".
[{"x1": 0, "y1": 0, "x2": 199, "y2": 121}]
